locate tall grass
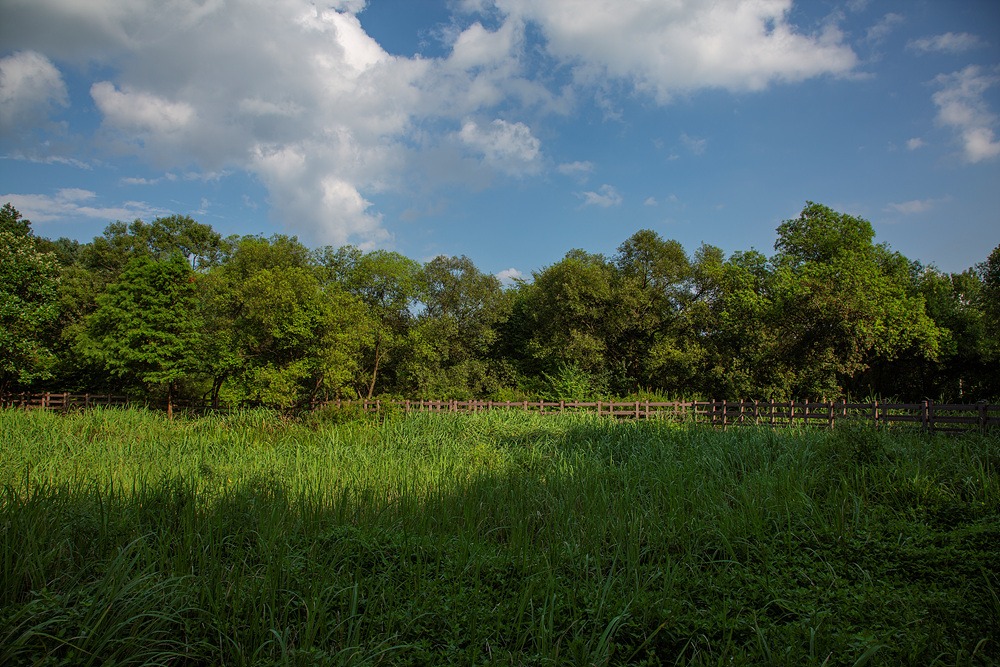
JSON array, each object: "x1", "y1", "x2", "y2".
[{"x1": 1, "y1": 407, "x2": 997, "y2": 665}]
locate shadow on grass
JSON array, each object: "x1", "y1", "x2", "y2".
[{"x1": 1, "y1": 414, "x2": 998, "y2": 666}]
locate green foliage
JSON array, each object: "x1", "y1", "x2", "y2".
[
  {"x1": 221, "y1": 236, "x2": 368, "y2": 407},
  {"x1": 0, "y1": 207, "x2": 60, "y2": 392},
  {"x1": 400, "y1": 255, "x2": 507, "y2": 398},
  {"x1": 1, "y1": 409, "x2": 997, "y2": 665},
  {"x1": 521, "y1": 249, "x2": 616, "y2": 376},
  {"x1": 542, "y1": 362, "x2": 606, "y2": 400},
  {"x1": 77, "y1": 253, "x2": 203, "y2": 409},
  {"x1": 0, "y1": 202, "x2": 31, "y2": 236},
  {"x1": 321, "y1": 246, "x2": 422, "y2": 398},
  {"x1": 4, "y1": 201, "x2": 993, "y2": 404},
  {"x1": 770, "y1": 203, "x2": 941, "y2": 398}
]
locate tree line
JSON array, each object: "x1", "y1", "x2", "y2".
[{"x1": 2, "y1": 201, "x2": 998, "y2": 412}]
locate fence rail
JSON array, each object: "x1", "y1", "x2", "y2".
[
  {"x1": 1, "y1": 392, "x2": 132, "y2": 410},
  {"x1": 317, "y1": 398, "x2": 999, "y2": 434},
  {"x1": 3, "y1": 393, "x2": 998, "y2": 433}
]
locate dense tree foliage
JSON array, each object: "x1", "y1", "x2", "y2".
[
  {"x1": 1, "y1": 203, "x2": 996, "y2": 406},
  {"x1": 76, "y1": 253, "x2": 203, "y2": 416},
  {"x1": 0, "y1": 205, "x2": 60, "y2": 393}
]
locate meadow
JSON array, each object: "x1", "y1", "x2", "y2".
[{"x1": 1, "y1": 407, "x2": 997, "y2": 666}]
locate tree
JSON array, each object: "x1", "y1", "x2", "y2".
[
  {"x1": 0, "y1": 202, "x2": 32, "y2": 236},
  {"x1": 770, "y1": 203, "x2": 940, "y2": 398},
  {"x1": 77, "y1": 253, "x2": 203, "y2": 416},
  {"x1": 222, "y1": 236, "x2": 368, "y2": 407},
  {"x1": 316, "y1": 246, "x2": 420, "y2": 398},
  {"x1": 519, "y1": 250, "x2": 616, "y2": 387},
  {"x1": 611, "y1": 230, "x2": 692, "y2": 391},
  {"x1": 0, "y1": 205, "x2": 60, "y2": 393},
  {"x1": 401, "y1": 256, "x2": 506, "y2": 398},
  {"x1": 80, "y1": 215, "x2": 226, "y2": 276},
  {"x1": 976, "y1": 244, "x2": 1000, "y2": 398}
]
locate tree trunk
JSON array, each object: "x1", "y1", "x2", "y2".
[
  {"x1": 366, "y1": 337, "x2": 383, "y2": 400},
  {"x1": 211, "y1": 376, "x2": 224, "y2": 409}
]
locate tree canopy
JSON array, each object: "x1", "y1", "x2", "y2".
[{"x1": 2, "y1": 202, "x2": 995, "y2": 406}]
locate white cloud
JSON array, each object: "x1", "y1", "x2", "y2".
[
  {"x1": 495, "y1": 267, "x2": 523, "y2": 285},
  {"x1": 449, "y1": 20, "x2": 522, "y2": 70},
  {"x1": 579, "y1": 184, "x2": 622, "y2": 208},
  {"x1": 932, "y1": 66, "x2": 1000, "y2": 163},
  {"x1": 680, "y1": 133, "x2": 707, "y2": 155},
  {"x1": 643, "y1": 197, "x2": 658, "y2": 206},
  {"x1": 0, "y1": 51, "x2": 68, "y2": 134},
  {"x1": 489, "y1": 0, "x2": 857, "y2": 101},
  {"x1": 906, "y1": 137, "x2": 924, "y2": 151},
  {"x1": 2, "y1": 152, "x2": 91, "y2": 169},
  {"x1": 0, "y1": 0, "x2": 565, "y2": 246},
  {"x1": 885, "y1": 198, "x2": 939, "y2": 215},
  {"x1": 865, "y1": 13, "x2": 904, "y2": 45},
  {"x1": 92, "y1": 82, "x2": 195, "y2": 134},
  {"x1": 458, "y1": 118, "x2": 541, "y2": 174},
  {"x1": 557, "y1": 160, "x2": 594, "y2": 176},
  {"x1": 0, "y1": 0, "x2": 865, "y2": 247},
  {"x1": 120, "y1": 173, "x2": 177, "y2": 186},
  {"x1": 908, "y1": 33, "x2": 986, "y2": 55},
  {"x1": 1, "y1": 188, "x2": 168, "y2": 223},
  {"x1": 329, "y1": 0, "x2": 368, "y2": 14}
]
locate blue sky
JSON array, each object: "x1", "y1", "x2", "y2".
[{"x1": 2, "y1": 0, "x2": 998, "y2": 281}]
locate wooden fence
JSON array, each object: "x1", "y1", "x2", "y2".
[
  {"x1": 1, "y1": 392, "x2": 132, "y2": 410},
  {"x1": 319, "y1": 398, "x2": 1000, "y2": 434},
  {"x1": 3, "y1": 393, "x2": 998, "y2": 434}
]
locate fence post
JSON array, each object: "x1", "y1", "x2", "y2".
[
  {"x1": 980, "y1": 402, "x2": 988, "y2": 434},
  {"x1": 921, "y1": 400, "x2": 929, "y2": 433}
]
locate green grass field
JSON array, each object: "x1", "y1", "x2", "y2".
[{"x1": 1, "y1": 408, "x2": 997, "y2": 666}]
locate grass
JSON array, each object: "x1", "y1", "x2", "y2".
[{"x1": 1, "y1": 407, "x2": 998, "y2": 665}]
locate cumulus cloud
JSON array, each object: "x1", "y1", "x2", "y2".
[
  {"x1": 0, "y1": 51, "x2": 68, "y2": 134},
  {"x1": 932, "y1": 66, "x2": 1000, "y2": 163},
  {"x1": 91, "y1": 82, "x2": 195, "y2": 134},
  {"x1": 579, "y1": 184, "x2": 622, "y2": 208},
  {"x1": 643, "y1": 197, "x2": 658, "y2": 206},
  {"x1": 487, "y1": 0, "x2": 857, "y2": 101},
  {"x1": 449, "y1": 19, "x2": 522, "y2": 70},
  {"x1": 1, "y1": 188, "x2": 168, "y2": 223},
  {"x1": 906, "y1": 137, "x2": 924, "y2": 151},
  {"x1": 1, "y1": 0, "x2": 864, "y2": 246},
  {"x1": 458, "y1": 118, "x2": 541, "y2": 174},
  {"x1": 908, "y1": 33, "x2": 986, "y2": 54},
  {"x1": 495, "y1": 267, "x2": 524, "y2": 285}
]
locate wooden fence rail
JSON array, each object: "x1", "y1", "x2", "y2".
[
  {"x1": 3, "y1": 393, "x2": 998, "y2": 433},
  {"x1": 315, "y1": 398, "x2": 999, "y2": 434},
  {"x1": 0, "y1": 392, "x2": 131, "y2": 410}
]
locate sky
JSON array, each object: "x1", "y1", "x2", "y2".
[{"x1": 1, "y1": 0, "x2": 999, "y2": 282}]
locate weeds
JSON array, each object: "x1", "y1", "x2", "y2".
[{"x1": 1, "y1": 408, "x2": 997, "y2": 665}]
